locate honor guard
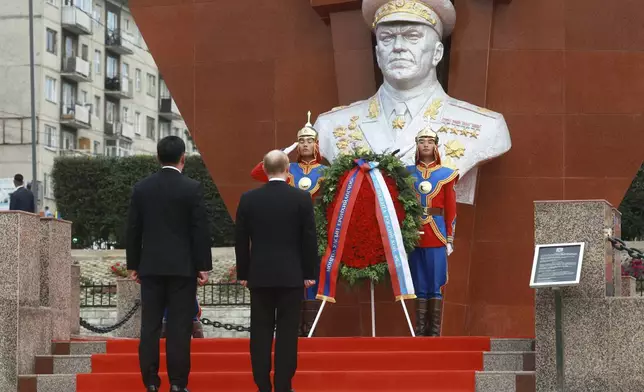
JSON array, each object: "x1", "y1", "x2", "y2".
[
  {"x1": 251, "y1": 111, "x2": 327, "y2": 199},
  {"x1": 249, "y1": 111, "x2": 327, "y2": 336},
  {"x1": 406, "y1": 127, "x2": 458, "y2": 336}
]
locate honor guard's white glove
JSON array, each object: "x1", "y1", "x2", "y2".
[
  {"x1": 395, "y1": 143, "x2": 417, "y2": 164},
  {"x1": 447, "y1": 243, "x2": 454, "y2": 256},
  {"x1": 283, "y1": 142, "x2": 298, "y2": 155}
]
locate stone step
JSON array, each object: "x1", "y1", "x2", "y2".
[
  {"x1": 52, "y1": 340, "x2": 106, "y2": 355},
  {"x1": 483, "y1": 352, "x2": 535, "y2": 371},
  {"x1": 475, "y1": 371, "x2": 535, "y2": 392},
  {"x1": 490, "y1": 338, "x2": 535, "y2": 352},
  {"x1": 18, "y1": 374, "x2": 76, "y2": 392},
  {"x1": 35, "y1": 355, "x2": 92, "y2": 375}
]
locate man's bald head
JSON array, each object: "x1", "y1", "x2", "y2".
[{"x1": 263, "y1": 150, "x2": 290, "y2": 178}]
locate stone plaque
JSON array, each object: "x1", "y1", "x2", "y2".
[{"x1": 530, "y1": 243, "x2": 585, "y2": 288}]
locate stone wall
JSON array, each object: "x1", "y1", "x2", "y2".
[
  {"x1": 79, "y1": 306, "x2": 250, "y2": 338},
  {"x1": 79, "y1": 308, "x2": 118, "y2": 337},
  {"x1": 72, "y1": 247, "x2": 236, "y2": 284},
  {"x1": 535, "y1": 201, "x2": 644, "y2": 392}
]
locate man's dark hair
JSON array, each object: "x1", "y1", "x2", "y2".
[
  {"x1": 157, "y1": 136, "x2": 186, "y2": 165},
  {"x1": 14, "y1": 174, "x2": 24, "y2": 184}
]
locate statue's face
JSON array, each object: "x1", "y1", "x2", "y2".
[
  {"x1": 375, "y1": 23, "x2": 444, "y2": 88},
  {"x1": 298, "y1": 137, "x2": 316, "y2": 159}
]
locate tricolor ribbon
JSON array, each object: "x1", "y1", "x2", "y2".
[{"x1": 317, "y1": 159, "x2": 416, "y2": 303}]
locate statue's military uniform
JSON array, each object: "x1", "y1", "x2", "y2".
[{"x1": 314, "y1": 84, "x2": 510, "y2": 204}]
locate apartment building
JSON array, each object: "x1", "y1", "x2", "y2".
[{"x1": 0, "y1": 0, "x2": 196, "y2": 212}]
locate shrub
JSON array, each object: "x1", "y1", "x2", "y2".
[{"x1": 52, "y1": 155, "x2": 234, "y2": 249}]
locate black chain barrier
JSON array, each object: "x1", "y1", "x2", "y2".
[
  {"x1": 80, "y1": 300, "x2": 141, "y2": 334},
  {"x1": 608, "y1": 237, "x2": 644, "y2": 261},
  {"x1": 199, "y1": 317, "x2": 250, "y2": 333}
]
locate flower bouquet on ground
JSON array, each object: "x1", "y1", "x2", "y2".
[
  {"x1": 110, "y1": 262, "x2": 128, "y2": 278},
  {"x1": 622, "y1": 258, "x2": 644, "y2": 294},
  {"x1": 314, "y1": 151, "x2": 422, "y2": 303}
]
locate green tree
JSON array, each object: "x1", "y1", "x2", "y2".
[
  {"x1": 52, "y1": 155, "x2": 234, "y2": 248},
  {"x1": 619, "y1": 163, "x2": 644, "y2": 240}
]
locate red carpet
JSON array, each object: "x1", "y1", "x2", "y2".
[{"x1": 76, "y1": 337, "x2": 490, "y2": 391}]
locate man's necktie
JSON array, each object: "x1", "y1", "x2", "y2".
[{"x1": 392, "y1": 102, "x2": 407, "y2": 130}]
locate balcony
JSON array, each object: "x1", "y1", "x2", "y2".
[
  {"x1": 158, "y1": 96, "x2": 182, "y2": 120},
  {"x1": 61, "y1": 6, "x2": 92, "y2": 35},
  {"x1": 105, "y1": 146, "x2": 132, "y2": 157},
  {"x1": 105, "y1": 29, "x2": 134, "y2": 55},
  {"x1": 104, "y1": 121, "x2": 134, "y2": 140},
  {"x1": 105, "y1": 76, "x2": 133, "y2": 99},
  {"x1": 121, "y1": 122, "x2": 135, "y2": 139},
  {"x1": 60, "y1": 104, "x2": 91, "y2": 129},
  {"x1": 59, "y1": 149, "x2": 92, "y2": 158},
  {"x1": 61, "y1": 57, "x2": 91, "y2": 83}
]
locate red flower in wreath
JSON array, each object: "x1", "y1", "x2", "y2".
[{"x1": 326, "y1": 171, "x2": 406, "y2": 269}]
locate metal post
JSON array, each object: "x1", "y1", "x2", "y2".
[
  {"x1": 554, "y1": 288, "x2": 565, "y2": 391},
  {"x1": 28, "y1": 0, "x2": 38, "y2": 212},
  {"x1": 370, "y1": 279, "x2": 376, "y2": 337}
]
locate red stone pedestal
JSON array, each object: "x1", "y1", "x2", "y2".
[{"x1": 314, "y1": 276, "x2": 416, "y2": 337}]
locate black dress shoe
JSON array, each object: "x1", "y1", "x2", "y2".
[
  {"x1": 146, "y1": 387, "x2": 158, "y2": 392},
  {"x1": 170, "y1": 386, "x2": 189, "y2": 392}
]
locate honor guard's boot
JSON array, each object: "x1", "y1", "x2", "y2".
[
  {"x1": 427, "y1": 298, "x2": 443, "y2": 337},
  {"x1": 192, "y1": 320, "x2": 205, "y2": 338},
  {"x1": 301, "y1": 300, "x2": 321, "y2": 337},
  {"x1": 414, "y1": 299, "x2": 429, "y2": 336}
]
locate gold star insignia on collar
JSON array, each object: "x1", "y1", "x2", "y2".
[{"x1": 392, "y1": 117, "x2": 406, "y2": 130}]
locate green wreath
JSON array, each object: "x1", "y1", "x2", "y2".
[{"x1": 314, "y1": 152, "x2": 423, "y2": 286}]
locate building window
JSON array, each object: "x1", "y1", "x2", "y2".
[
  {"x1": 46, "y1": 29, "x2": 57, "y2": 54},
  {"x1": 122, "y1": 62, "x2": 130, "y2": 82},
  {"x1": 146, "y1": 116, "x2": 155, "y2": 140},
  {"x1": 77, "y1": 0, "x2": 92, "y2": 13},
  {"x1": 146, "y1": 73, "x2": 156, "y2": 97},
  {"x1": 106, "y1": 55, "x2": 118, "y2": 78},
  {"x1": 93, "y1": 140, "x2": 100, "y2": 155},
  {"x1": 44, "y1": 125, "x2": 58, "y2": 148},
  {"x1": 134, "y1": 111, "x2": 141, "y2": 135},
  {"x1": 44, "y1": 173, "x2": 51, "y2": 199},
  {"x1": 63, "y1": 35, "x2": 73, "y2": 60},
  {"x1": 94, "y1": 50, "x2": 101, "y2": 74},
  {"x1": 81, "y1": 44, "x2": 88, "y2": 61},
  {"x1": 160, "y1": 79, "x2": 170, "y2": 98},
  {"x1": 135, "y1": 69, "x2": 141, "y2": 92},
  {"x1": 92, "y1": 4, "x2": 102, "y2": 30},
  {"x1": 160, "y1": 121, "x2": 171, "y2": 138},
  {"x1": 122, "y1": 106, "x2": 129, "y2": 123},
  {"x1": 94, "y1": 95, "x2": 100, "y2": 118},
  {"x1": 124, "y1": 18, "x2": 130, "y2": 32},
  {"x1": 106, "y1": 101, "x2": 115, "y2": 124},
  {"x1": 45, "y1": 77, "x2": 57, "y2": 103},
  {"x1": 81, "y1": 90, "x2": 88, "y2": 104},
  {"x1": 61, "y1": 130, "x2": 76, "y2": 150},
  {"x1": 107, "y1": 10, "x2": 117, "y2": 32}
]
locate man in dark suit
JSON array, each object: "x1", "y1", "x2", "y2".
[
  {"x1": 235, "y1": 150, "x2": 319, "y2": 392},
  {"x1": 9, "y1": 174, "x2": 35, "y2": 213},
  {"x1": 126, "y1": 136, "x2": 213, "y2": 392}
]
